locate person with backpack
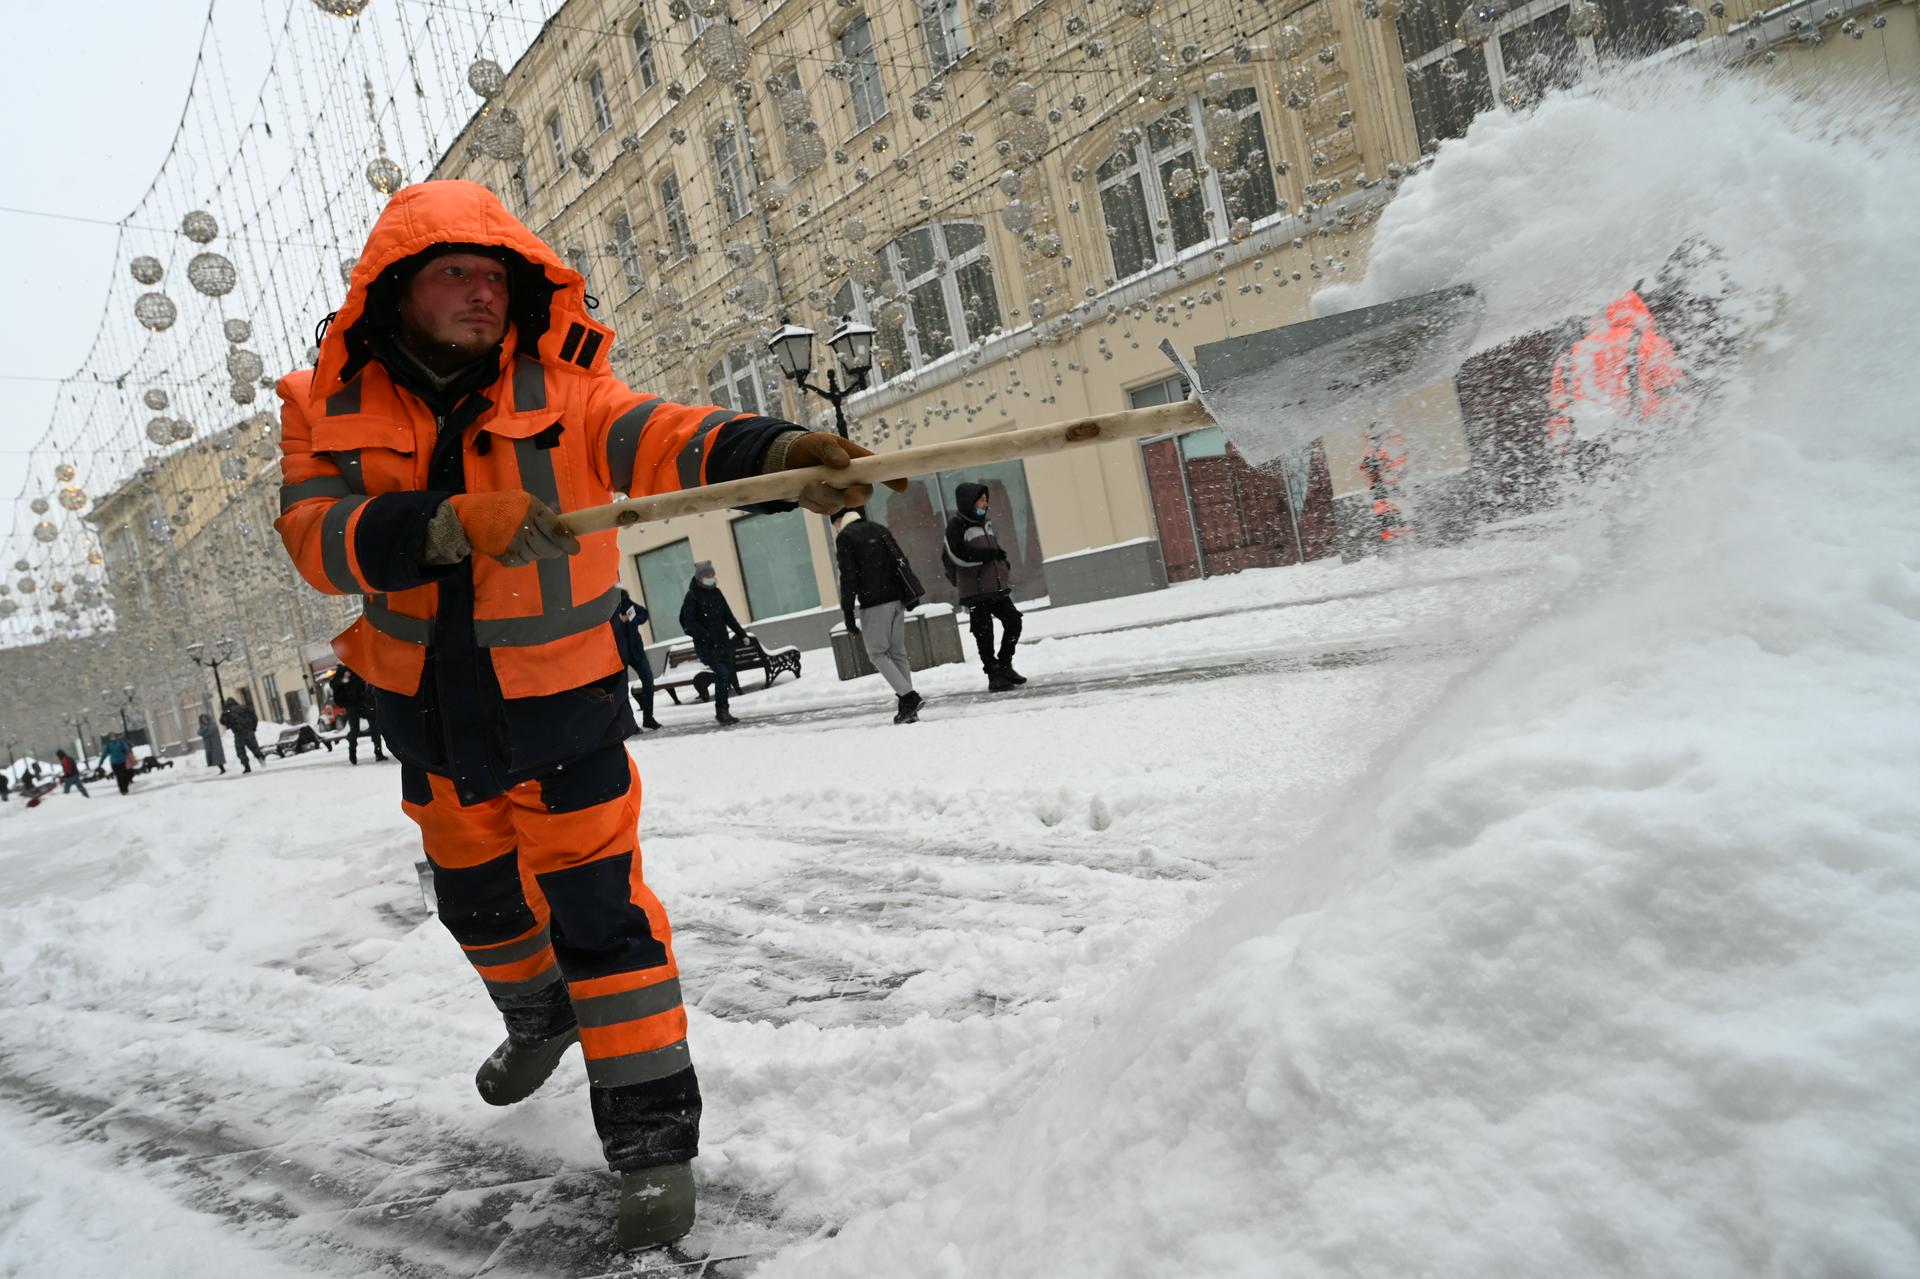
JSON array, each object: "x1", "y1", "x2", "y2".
[
  {"x1": 943, "y1": 482, "x2": 1027, "y2": 692},
  {"x1": 56, "y1": 749, "x2": 90, "y2": 798},
  {"x1": 833, "y1": 508, "x2": 926, "y2": 724},
  {"x1": 219, "y1": 698, "x2": 267, "y2": 773}
]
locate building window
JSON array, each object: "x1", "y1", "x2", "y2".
[
  {"x1": 611, "y1": 211, "x2": 643, "y2": 290},
  {"x1": 659, "y1": 171, "x2": 693, "y2": 260},
  {"x1": 1094, "y1": 93, "x2": 1281, "y2": 282},
  {"x1": 874, "y1": 221, "x2": 1001, "y2": 371},
  {"x1": 587, "y1": 68, "x2": 613, "y2": 133},
  {"x1": 919, "y1": 0, "x2": 968, "y2": 70},
  {"x1": 712, "y1": 130, "x2": 751, "y2": 222},
  {"x1": 511, "y1": 157, "x2": 532, "y2": 211},
  {"x1": 263, "y1": 673, "x2": 281, "y2": 721},
  {"x1": 706, "y1": 345, "x2": 769, "y2": 415},
  {"x1": 635, "y1": 539, "x2": 696, "y2": 641},
  {"x1": 731, "y1": 509, "x2": 821, "y2": 621},
  {"x1": 546, "y1": 113, "x2": 567, "y2": 177},
  {"x1": 1128, "y1": 373, "x2": 1190, "y2": 409},
  {"x1": 631, "y1": 13, "x2": 658, "y2": 89},
  {"x1": 567, "y1": 246, "x2": 596, "y2": 302},
  {"x1": 840, "y1": 14, "x2": 887, "y2": 130}
]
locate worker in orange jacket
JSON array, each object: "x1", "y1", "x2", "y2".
[
  {"x1": 275, "y1": 180, "x2": 893, "y2": 1250},
  {"x1": 1546, "y1": 289, "x2": 1684, "y2": 447}
]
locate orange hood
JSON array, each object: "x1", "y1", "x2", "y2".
[{"x1": 307, "y1": 179, "x2": 612, "y2": 404}]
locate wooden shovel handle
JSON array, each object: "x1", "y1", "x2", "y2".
[{"x1": 557, "y1": 399, "x2": 1211, "y2": 535}]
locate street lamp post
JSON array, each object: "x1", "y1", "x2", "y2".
[
  {"x1": 185, "y1": 637, "x2": 236, "y2": 707},
  {"x1": 767, "y1": 318, "x2": 878, "y2": 441}
]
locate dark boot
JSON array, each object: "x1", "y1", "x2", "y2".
[
  {"x1": 475, "y1": 1026, "x2": 580, "y2": 1106},
  {"x1": 642, "y1": 716, "x2": 663, "y2": 731},
  {"x1": 716, "y1": 711, "x2": 740, "y2": 726},
  {"x1": 998, "y1": 662, "x2": 1027, "y2": 685},
  {"x1": 986, "y1": 665, "x2": 1017, "y2": 692},
  {"x1": 617, "y1": 1161, "x2": 697, "y2": 1251},
  {"x1": 893, "y1": 692, "x2": 921, "y2": 724}
]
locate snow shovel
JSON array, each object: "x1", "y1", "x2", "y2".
[{"x1": 557, "y1": 398, "x2": 1212, "y2": 535}]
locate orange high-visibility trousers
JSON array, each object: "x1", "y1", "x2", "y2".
[{"x1": 400, "y1": 743, "x2": 699, "y2": 1170}]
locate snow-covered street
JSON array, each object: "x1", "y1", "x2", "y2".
[{"x1": 0, "y1": 546, "x2": 1534, "y2": 1278}]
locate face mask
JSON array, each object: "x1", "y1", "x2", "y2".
[
  {"x1": 699, "y1": 575, "x2": 716, "y2": 587},
  {"x1": 974, "y1": 505, "x2": 988, "y2": 517}
]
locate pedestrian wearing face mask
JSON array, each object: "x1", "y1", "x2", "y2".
[
  {"x1": 678, "y1": 562, "x2": 749, "y2": 726},
  {"x1": 943, "y1": 482, "x2": 1026, "y2": 692}
]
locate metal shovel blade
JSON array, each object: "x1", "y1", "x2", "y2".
[{"x1": 1162, "y1": 284, "x2": 1483, "y2": 467}]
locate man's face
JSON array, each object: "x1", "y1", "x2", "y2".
[{"x1": 398, "y1": 252, "x2": 509, "y2": 355}]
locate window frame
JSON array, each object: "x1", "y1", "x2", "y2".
[
  {"x1": 877, "y1": 220, "x2": 1001, "y2": 371},
  {"x1": 586, "y1": 67, "x2": 613, "y2": 134},
  {"x1": 839, "y1": 14, "x2": 888, "y2": 131},
  {"x1": 918, "y1": 0, "x2": 969, "y2": 72},
  {"x1": 630, "y1": 11, "x2": 659, "y2": 89},
  {"x1": 1093, "y1": 92, "x2": 1282, "y2": 283},
  {"x1": 729, "y1": 508, "x2": 823, "y2": 622},
  {"x1": 711, "y1": 129, "x2": 752, "y2": 224},
  {"x1": 1398, "y1": 0, "x2": 1606, "y2": 151},
  {"x1": 545, "y1": 112, "x2": 567, "y2": 180},
  {"x1": 705, "y1": 344, "x2": 770, "y2": 416},
  {"x1": 659, "y1": 170, "x2": 694, "y2": 261},
  {"x1": 511, "y1": 156, "x2": 532, "y2": 212},
  {"x1": 611, "y1": 210, "x2": 643, "y2": 292}
]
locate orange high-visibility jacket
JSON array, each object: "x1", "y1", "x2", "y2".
[
  {"x1": 275, "y1": 181, "x2": 794, "y2": 790},
  {"x1": 1547, "y1": 290, "x2": 1683, "y2": 442}
]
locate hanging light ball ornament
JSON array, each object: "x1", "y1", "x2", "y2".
[
  {"x1": 777, "y1": 89, "x2": 810, "y2": 125},
  {"x1": 181, "y1": 210, "x2": 219, "y2": 243},
  {"x1": 12, "y1": 559, "x2": 25, "y2": 572},
  {"x1": 30, "y1": 497, "x2": 50, "y2": 515},
  {"x1": 219, "y1": 456, "x2": 249, "y2": 482},
  {"x1": 1006, "y1": 81, "x2": 1039, "y2": 115},
  {"x1": 147, "y1": 416, "x2": 175, "y2": 444},
  {"x1": 230, "y1": 382, "x2": 257, "y2": 405},
  {"x1": 170, "y1": 418, "x2": 194, "y2": 442},
  {"x1": 134, "y1": 293, "x2": 178, "y2": 331},
  {"x1": 59, "y1": 486, "x2": 88, "y2": 512},
  {"x1": 130, "y1": 256, "x2": 164, "y2": 285},
  {"x1": 1168, "y1": 166, "x2": 1199, "y2": 198},
  {"x1": 1566, "y1": 0, "x2": 1605, "y2": 34},
  {"x1": 54, "y1": 463, "x2": 77, "y2": 483},
  {"x1": 311, "y1": 0, "x2": 373, "y2": 14},
  {"x1": 16, "y1": 576, "x2": 34, "y2": 593},
  {"x1": 367, "y1": 155, "x2": 405, "y2": 196},
  {"x1": 467, "y1": 58, "x2": 507, "y2": 98},
  {"x1": 223, "y1": 317, "x2": 252, "y2": 344},
  {"x1": 476, "y1": 105, "x2": 526, "y2": 160},
  {"x1": 1666, "y1": 4, "x2": 1707, "y2": 37},
  {"x1": 840, "y1": 214, "x2": 868, "y2": 242},
  {"x1": 1000, "y1": 199, "x2": 1036, "y2": 233},
  {"x1": 340, "y1": 259, "x2": 358, "y2": 287},
  {"x1": 0, "y1": 599, "x2": 13, "y2": 620},
  {"x1": 226, "y1": 348, "x2": 265, "y2": 382},
  {"x1": 33, "y1": 520, "x2": 58, "y2": 544},
  {"x1": 1457, "y1": 3, "x2": 1503, "y2": 47},
  {"x1": 786, "y1": 127, "x2": 827, "y2": 173},
  {"x1": 697, "y1": 24, "x2": 751, "y2": 81},
  {"x1": 187, "y1": 251, "x2": 238, "y2": 297},
  {"x1": 736, "y1": 276, "x2": 771, "y2": 311}
]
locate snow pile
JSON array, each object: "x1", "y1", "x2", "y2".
[{"x1": 761, "y1": 66, "x2": 1920, "y2": 1278}]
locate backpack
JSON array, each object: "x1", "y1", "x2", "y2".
[{"x1": 887, "y1": 533, "x2": 926, "y2": 609}]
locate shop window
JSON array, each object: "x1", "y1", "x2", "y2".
[
  {"x1": 732, "y1": 509, "x2": 821, "y2": 620},
  {"x1": 636, "y1": 540, "x2": 696, "y2": 641}
]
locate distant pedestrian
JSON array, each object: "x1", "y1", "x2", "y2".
[
  {"x1": 220, "y1": 698, "x2": 267, "y2": 773},
  {"x1": 330, "y1": 666, "x2": 386, "y2": 764},
  {"x1": 611, "y1": 591, "x2": 663, "y2": 731},
  {"x1": 678, "y1": 562, "x2": 748, "y2": 727},
  {"x1": 943, "y1": 482, "x2": 1026, "y2": 692},
  {"x1": 198, "y1": 712, "x2": 227, "y2": 774},
  {"x1": 103, "y1": 735, "x2": 136, "y2": 796},
  {"x1": 834, "y1": 508, "x2": 925, "y2": 724},
  {"x1": 56, "y1": 749, "x2": 90, "y2": 798},
  {"x1": 0, "y1": 772, "x2": 10, "y2": 802}
]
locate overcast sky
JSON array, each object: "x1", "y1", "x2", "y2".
[{"x1": 0, "y1": 4, "x2": 210, "y2": 509}]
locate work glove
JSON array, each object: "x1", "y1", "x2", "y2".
[
  {"x1": 425, "y1": 490, "x2": 581, "y2": 568},
  {"x1": 765, "y1": 431, "x2": 908, "y2": 515}
]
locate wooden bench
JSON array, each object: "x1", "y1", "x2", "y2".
[{"x1": 652, "y1": 633, "x2": 803, "y2": 705}]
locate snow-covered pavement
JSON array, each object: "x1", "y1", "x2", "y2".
[{"x1": 0, "y1": 543, "x2": 1532, "y2": 1278}]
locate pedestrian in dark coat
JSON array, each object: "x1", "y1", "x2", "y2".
[
  {"x1": 198, "y1": 712, "x2": 227, "y2": 773},
  {"x1": 331, "y1": 666, "x2": 386, "y2": 764},
  {"x1": 0, "y1": 772, "x2": 11, "y2": 802},
  {"x1": 834, "y1": 508, "x2": 925, "y2": 723},
  {"x1": 943, "y1": 481, "x2": 1026, "y2": 691},
  {"x1": 56, "y1": 749, "x2": 90, "y2": 797},
  {"x1": 612, "y1": 591, "x2": 663, "y2": 731},
  {"x1": 678, "y1": 562, "x2": 748, "y2": 725},
  {"x1": 104, "y1": 735, "x2": 136, "y2": 795},
  {"x1": 219, "y1": 698, "x2": 267, "y2": 773}
]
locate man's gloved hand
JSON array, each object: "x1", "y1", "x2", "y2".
[
  {"x1": 426, "y1": 490, "x2": 581, "y2": 568},
  {"x1": 767, "y1": 431, "x2": 909, "y2": 515}
]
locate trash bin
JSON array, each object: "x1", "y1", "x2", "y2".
[{"x1": 830, "y1": 625, "x2": 877, "y2": 681}]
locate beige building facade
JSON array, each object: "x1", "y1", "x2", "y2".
[{"x1": 424, "y1": 0, "x2": 1915, "y2": 658}]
